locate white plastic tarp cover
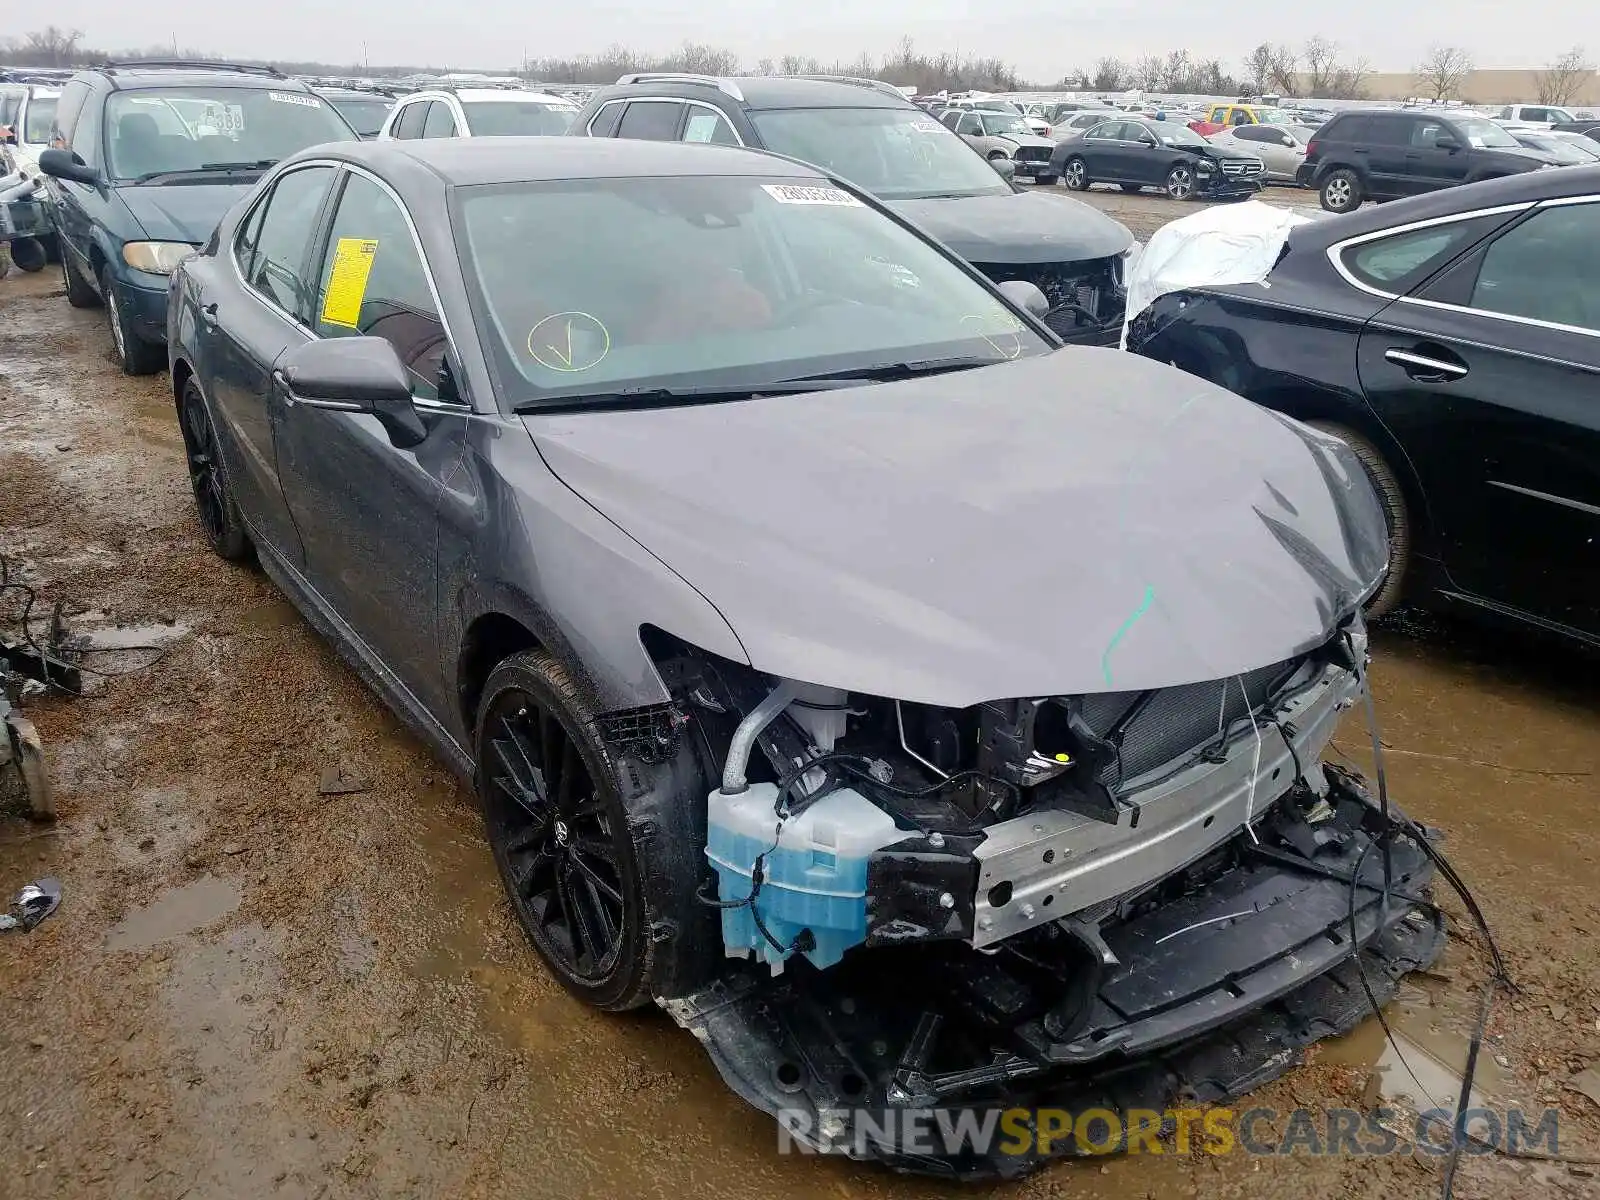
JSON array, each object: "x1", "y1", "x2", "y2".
[{"x1": 1120, "y1": 200, "x2": 1321, "y2": 347}]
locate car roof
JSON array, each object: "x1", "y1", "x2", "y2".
[
  {"x1": 81, "y1": 66, "x2": 316, "y2": 93},
  {"x1": 592, "y1": 76, "x2": 916, "y2": 112},
  {"x1": 300, "y1": 135, "x2": 829, "y2": 186},
  {"x1": 405, "y1": 88, "x2": 574, "y2": 105}
]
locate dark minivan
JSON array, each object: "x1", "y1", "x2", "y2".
[
  {"x1": 1301, "y1": 108, "x2": 1558, "y2": 213},
  {"x1": 38, "y1": 60, "x2": 354, "y2": 373}
]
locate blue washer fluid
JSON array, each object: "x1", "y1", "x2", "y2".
[{"x1": 705, "y1": 782, "x2": 904, "y2": 973}]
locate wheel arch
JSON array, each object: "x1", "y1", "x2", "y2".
[{"x1": 457, "y1": 610, "x2": 546, "y2": 739}]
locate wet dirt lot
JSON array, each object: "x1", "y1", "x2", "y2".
[{"x1": 1, "y1": 253, "x2": 1599, "y2": 1200}]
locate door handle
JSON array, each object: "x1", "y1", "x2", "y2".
[
  {"x1": 199, "y1": 302, "x2": 219, "y2": 330},
  {"x1": 1385, "y1": 347, "x2": 1468, "y2": 380}
]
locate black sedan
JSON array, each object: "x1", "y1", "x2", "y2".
[
  {"x1": 1127, "y1": 167, "x2": 1600, "y2": 644},
  {"x1": 1051, "y1": 117, "x2": 1266, "y2": 200}
]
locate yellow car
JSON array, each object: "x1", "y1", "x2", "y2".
[{"x1": 1196, "y1": 103, "x2": 1294, "y2": 134}]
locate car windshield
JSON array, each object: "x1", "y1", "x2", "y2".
[
  {"x1": 1523, "y1": 135, "x2": 1592, "y2": 163},
  {"x1": 457, "y1": 175, "x2": 1049, "y2": 408},
  {"x1": 974, "y1": 101, "x2": 1023, "y2": 115},
  {"x1": 748, "y1": 107, "x2": 1010, "y2": 200},
  {"x1": 22, "y1": 95, "x2": 56, "y2": 143},
  {"x1": 1451, "y1": 116, "x2": 1519, "y2": 149},
  {"x1": 1285, "y1": 125, "x2": 1315, "y2": 144},
  {"x1": 105, "y1": 87, "x2": 354, "y2": 180},
  {"x1": 327, "y1": 97, "x2": 392, "y2": 137},
  {"x1": 1155, "y1": 123, "x2": 1207, "y2": 146},
  {"x1": 1544, "y1": 107, "x2": 1576, "y2": 122},
  {"x1": 1254, "y1": 108, "x2": 1294, "y2": 125},
  {"x1": 979, "y1": 113, "x2": 1030, "y2": 137},
  {"x1": 465, "y1": 101, "x2": 578, "y2": 136}
]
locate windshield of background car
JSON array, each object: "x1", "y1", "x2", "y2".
[
  {"x1": 104, "y1": 87, "x2": 354, "y2": 180},
  {"x1": 1450, "y1": 116, "x2": 1519, "y2": 149},
  {"x1": 1254, "y1": 108, "x2": 1293, "y2": 124},
  {"x1": 748, "y1": 107, "x2": 1010, "y2": 200},
  {"x1": 979, "y1": 113, "x2": 1030, "y2": 137},
  {"x1": 22, "y1": 95, "x2": 56, "y2": 143},
  {"x1": 457, "y1": 175, "x2": 1049, "y2": 408},
  {"x1": 1155, "y1": 123, "x2": 1207, "y2": 146},
  {"x1": 466, "y1": 101, "x2": 578, "y2": 136},
  {"x1": 1524, "y1": 136, "x2": 1591, "y2": 163},
  {"x1": 328, "y1": 97, "x2": 392, "y2": 136}
]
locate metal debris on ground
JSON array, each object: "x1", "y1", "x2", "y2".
[
  {"x1": 318, "y1": 766, "x2": 372, "y2": 797},
  {"x1": 0, "y1": 876, "x2": 62, "y2": 932}
]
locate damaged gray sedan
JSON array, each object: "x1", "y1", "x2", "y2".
[{"x1": 166, "y1": 136, "x2": 1444, "y2": 1176}]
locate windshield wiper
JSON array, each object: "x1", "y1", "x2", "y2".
[
  {"x1": 512, "y1": 379, "x2": 863, "y2": 414},
  {"x1": 131, "y1": 159, "x2": 278, "y2": 184},
  {"x1": 779, "y1": 356, "x2": 999, "y2": 384}
]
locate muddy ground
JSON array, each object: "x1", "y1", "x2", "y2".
[{"x1": 1, "y1": 240, "x2": 1598, "y2": 1200}]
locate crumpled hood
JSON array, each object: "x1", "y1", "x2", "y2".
[
  {"x1": 889, "y1": 191, "x2": 1134, "y2": 265},
  {"x1": 525, "y1": 349, "x2": 1387, "y2": 707},
  {"x1": 116, "y1": 181, "x2": 252, "y2": 244}
]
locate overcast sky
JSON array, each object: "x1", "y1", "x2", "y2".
[{"x1": 46, "y1": 0, "x2": 1590, "y2": 78}]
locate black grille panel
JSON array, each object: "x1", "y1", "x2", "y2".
[
  {"x1": 1080, "y1": 657, "x2": 1302, "y2": 788},
  {"x1": 1014, "y1": 146, "x2": 1052, "y2": 163}
]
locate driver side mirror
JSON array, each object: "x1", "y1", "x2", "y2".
[
  {"x1": 1435, "y1": 135, "x2": 1461, "y2": 152},
  {"x1": 276, "y1": 336, "x2": 427, "y2": 449},
  {"x1": 990, "y1": 156, "x2": 1016, "y2": 181},
  {"x1": 997, "y1": 279, "x2": 1050, "y2": 320},
  {"x1": 37, "y1": 147, "x2": 100, "y2": 186}
]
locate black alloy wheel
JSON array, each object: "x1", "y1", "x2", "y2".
[
  {"x1": 483, "y1": 670, "x2": 633, "y2": 995},
  {"x1": 179, "y1": 379, "x2": 249, "y2": 559}
]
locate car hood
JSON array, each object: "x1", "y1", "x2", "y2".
[
  {"x1": 993, "y1": 133, "x2": 1056, "y2": 150},
  {"x1": 115, "y1": 181, "x2": 254, "y2": 244},
  {"x1": 1197, "y1": 142, "x2": 1259, "y2": 161},
  {"x1": 888, "y1": 191, "x2": 1133, "y2": 265},
  {"x1": 524, "y1": 350, "x2": 1387, "y2": 707},
  {"x1": 1489, "y1": 145, "x2": 1560, "y2": 166}
]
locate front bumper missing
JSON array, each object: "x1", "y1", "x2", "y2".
[
  {"x1": 973, "y1": 662, "x2": 1355, "y2": 947},
  {"x1": 664, "y1": 773, "x2": 1443, "y2": 1178}
]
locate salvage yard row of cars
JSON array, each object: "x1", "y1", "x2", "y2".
[{"x1": 5, "y1": 57, "x2": 1599, "y2": 1175}]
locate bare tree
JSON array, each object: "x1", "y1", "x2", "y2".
[
  {"x1": 1302, "y1": 35, "x2": 1339, "y2": 94},
  {"x1": 1265, "y1": 43, "x2": 1300, "y2": 97},
  {"x1": 1535, "y1": 46, "x2": 1595, "y2": 106},
  {"x1": 1242, "y1": 43, "x2": 1274, "y2": 94},
  {"x1": 1415, "y1": 45, "x2": 1474, "y2": 101},
  {"x1": 1132, "y1": 54, "x2": 1164, "y2": 91},
  {"x1": 1091, "y1": 56, "x2": 1129, "y2": 91}
]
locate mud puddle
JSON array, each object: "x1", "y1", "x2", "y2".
[{"x1": 105, "y1": 875, "x2": 242, "y2": 952}]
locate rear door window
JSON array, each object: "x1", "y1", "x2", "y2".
[
  {"x1": 1367, "y1": 116, "x2": 1416, "y2": 146},
  {"x1": 681, "y1": 108, "x2": 738, "y2": 145},
  {"x1": 244, "y1": 165, "x2": 336, "y2": 319},
  {"x1": 616, "y1": 100, "x2": 683, "y2": 141},
  {"x1": 421, "y1": 101, "x2": 457, "y2": 138},
  {"x1": 586, "y1": 100, "x2": 625, "y2": 137},
  {"x1": 392, "y1": 101, "x2": 428, "y2": 139}
]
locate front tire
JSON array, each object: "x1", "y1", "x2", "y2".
[
  {"x1": 1062, "y1": 156, "x2": 1090, "y2": 190},
  {"x1": 178, "y1": 378, "x2": 250, "y2": 560},
  {"x1": 100, "y1": 265, "x2": 165, "y2": 375},
  {"x1": 477, "y1": 650, "x2": 718, "y2": 1011},
  {"x1": 1319, "y1": 167, "x2": 1363, "y2": 213},
  {"x1": 1306, "y1": 421, "x2": 1410, "y2": 618},
  {"x1": 1165, "y1": 163, "x2": 1197, "y2": 201}
]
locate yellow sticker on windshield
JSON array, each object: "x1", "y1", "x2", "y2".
[{"x1": 320, "y1": 237, "x2": 379, "y2": 328}]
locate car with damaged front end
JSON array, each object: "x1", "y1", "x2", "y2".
[{"x1": 166, "y1": 135, "x2": 1444, "y2": 1178}]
